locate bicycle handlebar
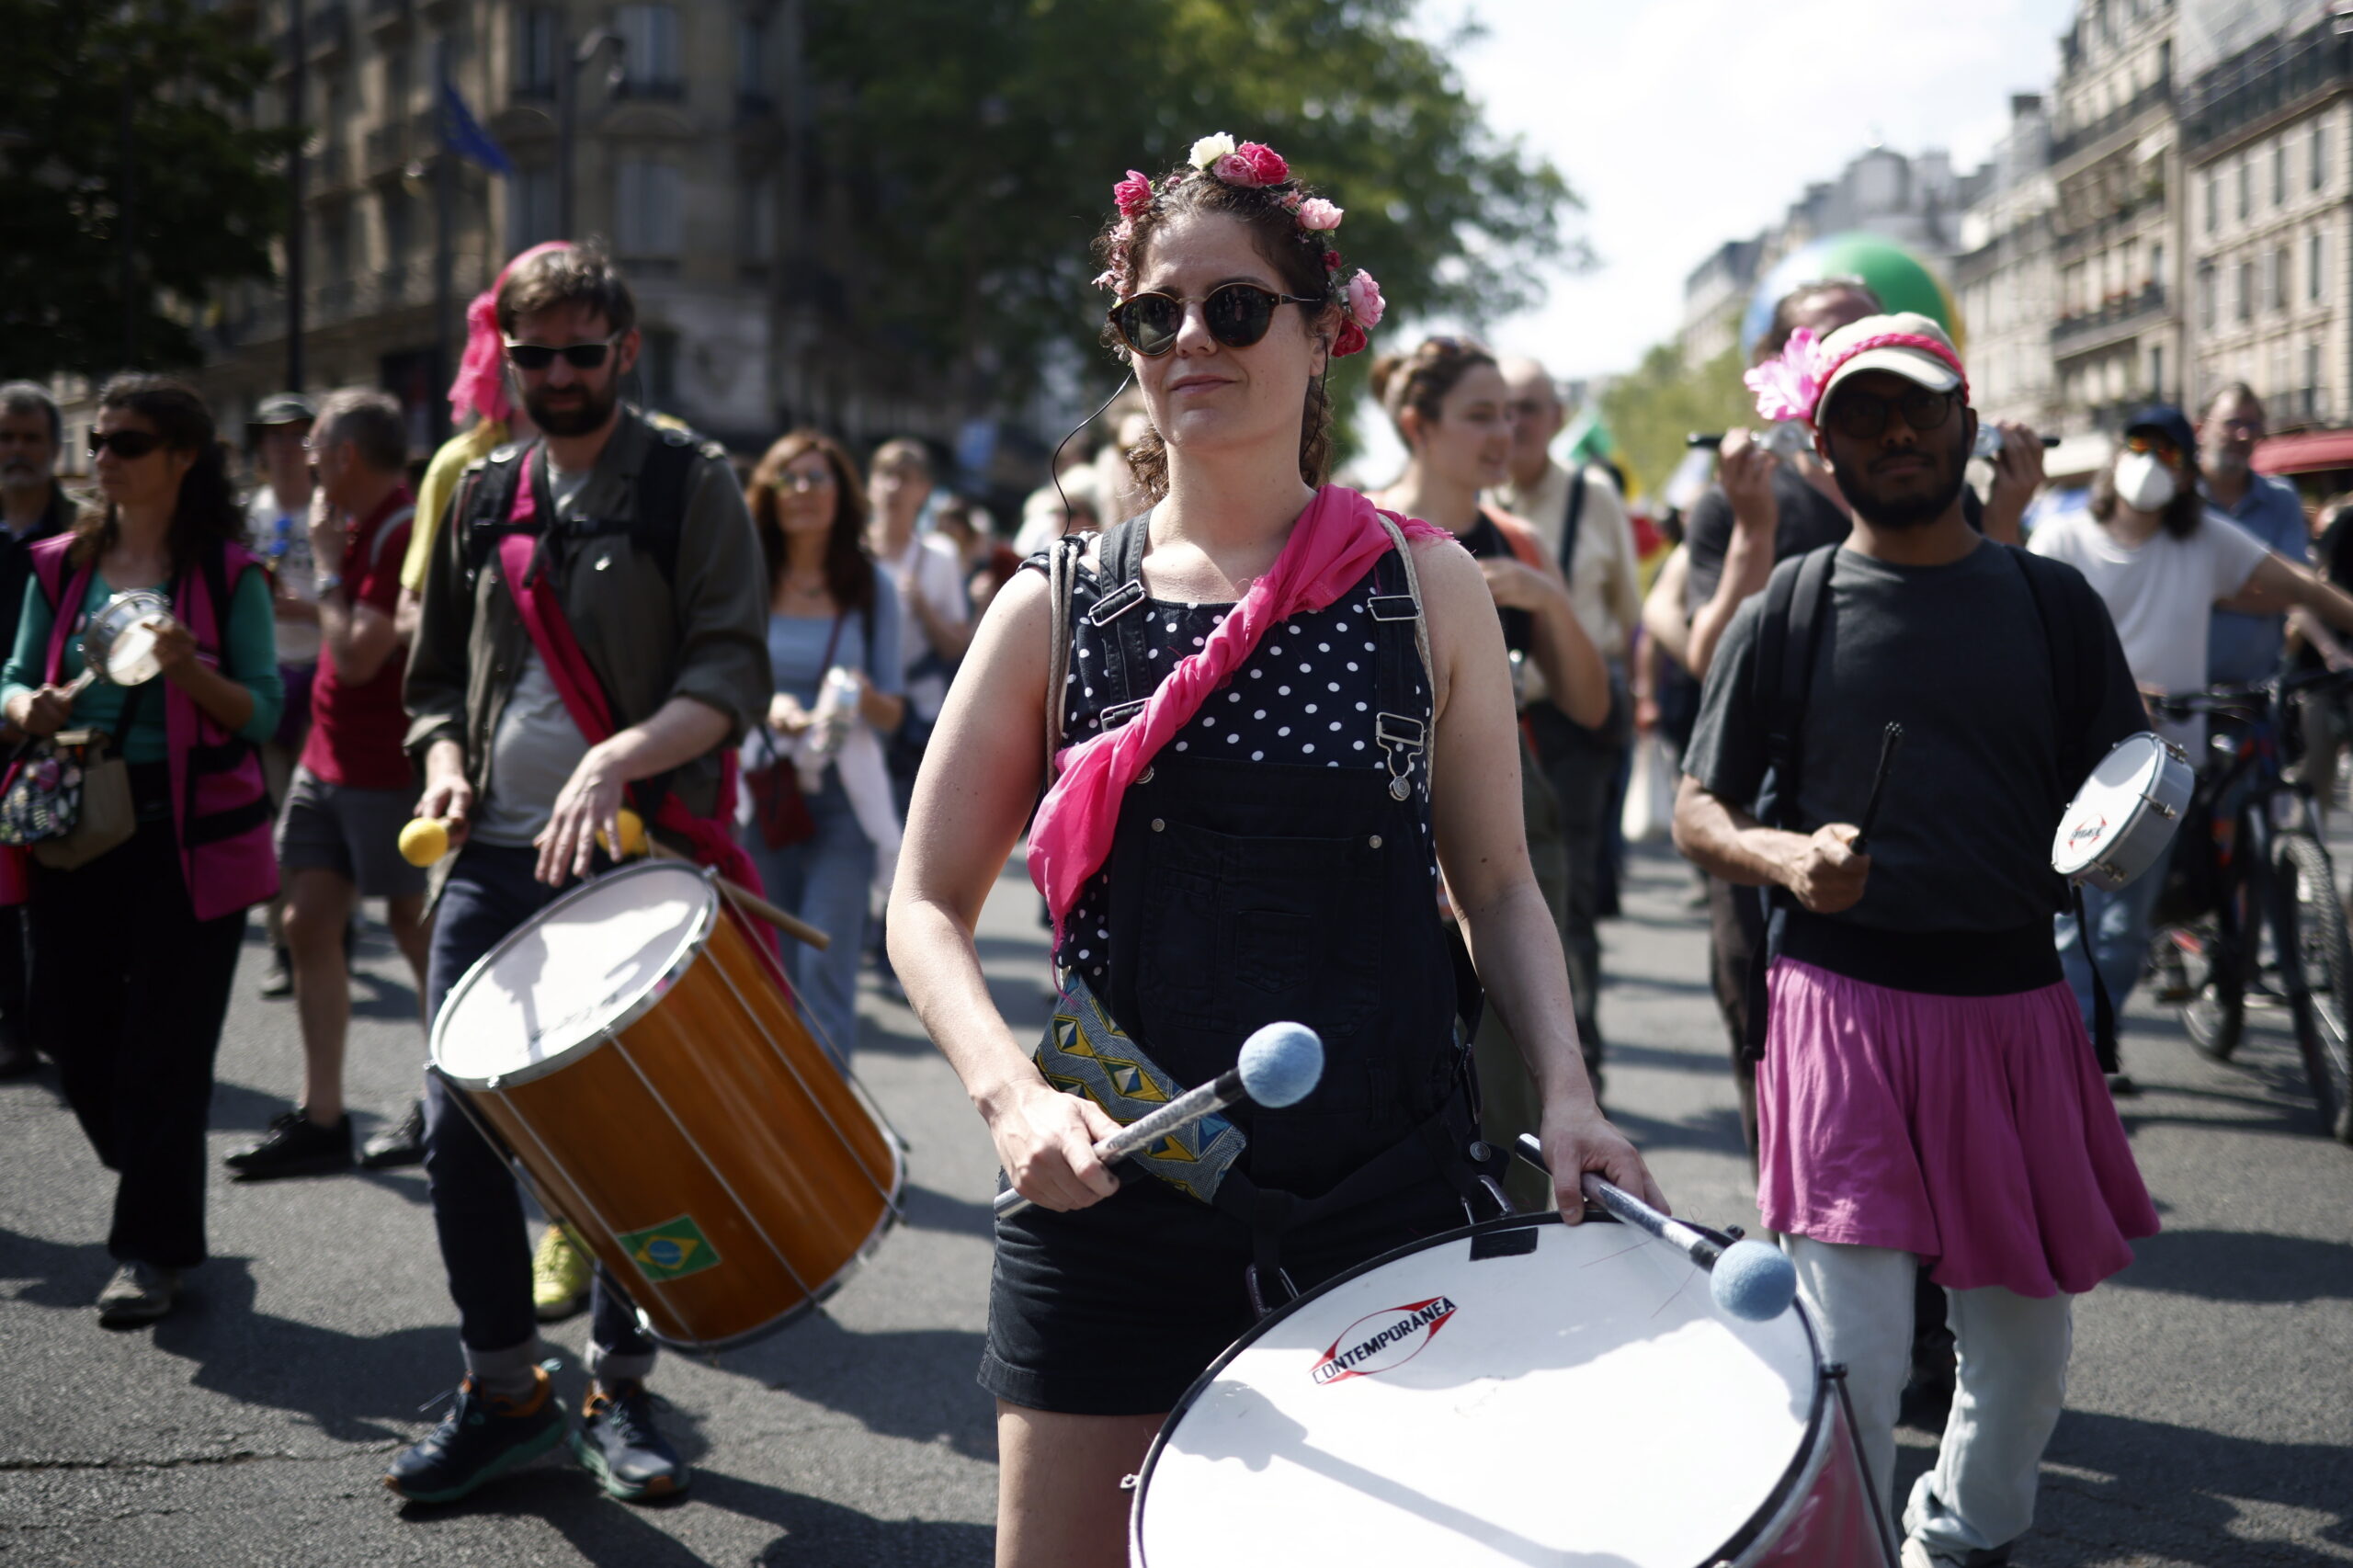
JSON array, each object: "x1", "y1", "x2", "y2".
[{"x1": 2148, "y1": 665, "x2": 2353, "y2": 721}]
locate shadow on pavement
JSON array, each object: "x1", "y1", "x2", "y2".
[
  {"x1": 2034, "y1": 1406, "x2": 2353, "y2": 1563},
  {"x1": 699, "y1": 1469, "x2": 995, "y2": 1566},
  {"x1": 902, "y1": 1183, "x2": 994, "y2": 1240},
  {"x1": 707, "y1": 1312, "x2": 994, "y2": 1463},
  {"x1": 1597, "y1": 1102, "x2": 1750, "y2": 1159},
  {"x1": 140, "y1": 1256, "x2": 462, "y2": 1446},
  {"x1": 0, "y1": 1223, "x2": 114, "y2": 1312},
  {"x1": 2107, "y1": 1226, "x2": 2353, "y2": 1302}
]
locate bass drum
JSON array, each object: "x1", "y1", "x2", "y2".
[{"x1": 1131, "y1": 1213, "x2": 1893, "y2": 1568}]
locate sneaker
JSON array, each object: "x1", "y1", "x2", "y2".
[
  {"x1": 359, "y1": 1101, "x2": 426, "y2": 1169},
  {"x1": 257, "y1": 946, "x2": 294, "y2": 1000},
  {"x1": 96, "y1": 1261, "x2": 179, "y2": 1326},
  {"x1": 383, "y1": 1368, "x2": 567, "y2": 1504},
  {"x1": 573, "y1": 1381, "x2": 689, "y2": 1502},
  {"x1": 224, "y1": 1110, "x2": 353, "y2": 1181},
  {"x1": 532, "y1": 1222, "x2": 592, "y2": 1323}
]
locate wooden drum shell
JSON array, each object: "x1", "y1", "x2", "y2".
[{"x1": 440, "y1": 873, "x2": 901, "y2": 1350}]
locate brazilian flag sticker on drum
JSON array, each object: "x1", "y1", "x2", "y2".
[{"x1": 618, "y1": 1216, "x2": 722, "y2": 1285}]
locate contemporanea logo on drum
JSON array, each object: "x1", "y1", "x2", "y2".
[{"x1": 1310, "y1": 1297, "x2": 1458, "y2": 1385}]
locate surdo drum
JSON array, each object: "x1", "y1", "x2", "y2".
[
  {"x1": 1131, "y1": 1214, "x2": 1893, "y2": 1568},
  {"x1": 429, "y1": 859, "x2": 903, "y2": 1350},
  {"x1": 2051, "y1": 732, "x2": 2193, "y2": 892}
]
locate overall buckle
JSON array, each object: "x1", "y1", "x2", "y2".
[
  {"x1": 1086, "y1": 581, "x2": 1146, "y2": 626},
  {"x1": 1368, "y1": 593, "x2": 1420, "y2": 622},
  {"x1": 1375, "y1": 712, "x2": 1426, "y2": 801}
]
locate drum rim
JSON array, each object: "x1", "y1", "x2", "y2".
[
  {"x1": 1127, "y1": 1210, "x2": 1832, "y2": 1568},
  {"x1": 2052, "y1": 730, "x2": 2193, "y2": 880},
  {"x1": 427, "y1": 858, "x2": 719, "y2": 1088}
]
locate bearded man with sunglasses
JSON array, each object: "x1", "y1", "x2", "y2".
[
  {"x1": 395, "y1": 241, "x2": 769, "y2": 1506},
  {"x1": 1674, "y1": 314, "x2": 2163, "y2": 1568}
]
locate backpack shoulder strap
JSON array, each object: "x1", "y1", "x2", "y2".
[
  {"x1": 1558, "y1": 466, "x2": 1588, "y2": 575},
  {"x1": 1755, "y1": 544, "x2": 1838, "y2": 826},
  {"x1": 627, "y1": 426, "x2": 712, "y2": 583},
  {"x1": 2007, "y1": 544, "x2": 2106, "y2": 797},
  {"x1": 458, "y1": 443, "x2": 529, "y2": 576}
]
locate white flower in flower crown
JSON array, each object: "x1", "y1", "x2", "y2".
[{"x1": 1188, "y1": 132, "x2": 1237, "y2": 170}]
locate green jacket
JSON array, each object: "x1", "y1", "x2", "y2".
[{"x1": 404, "y1": 406, "x2": 769, "y2": 839}]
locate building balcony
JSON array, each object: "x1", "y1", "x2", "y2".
[
  {"x1": 362, "y1": 0, "x2": 412, "y2": 39},
  {"x1": 2182, "y1": 25, "x2": 2351, "y2": 156},
  {"x1": 2052, "y1": 284, "x2": 2168, "y2": 356},
  {"x1": 2051, "y1": 71, "x2": 2172, "y2": 167}
]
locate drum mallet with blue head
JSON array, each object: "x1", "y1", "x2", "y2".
[
  {"x1": 994, "y1": 1021, "x2": 1324, "y2": 1218},
  {"x1": 1513, "y1": 1133, "x2": 1796, "y2": 1321}
]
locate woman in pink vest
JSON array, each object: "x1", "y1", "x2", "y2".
[{"x1": 1, "y1": 375, "x2": 283, "y2": 1326}]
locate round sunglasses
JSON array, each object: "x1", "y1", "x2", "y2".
[
  {"x1": 1824, "y1": 384, "x2": 1959, "y2": 441},
  {"x1": 1108, "y1": 283, "x2": 1324, "y2": 358},
  {"x1": 503, "y1": 335, "x2": 621, "y2": 372},
  {"x1": 88, "y1": 429, "x2": 165, "y2": 460}
]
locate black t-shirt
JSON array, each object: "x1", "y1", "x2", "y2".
[
  {"x1": 1681, "y1": 540, "x2": 2144, "y2": 933},
  {"x1": 1457, "y1": 512, "x2": 1533, "y2": 656},
  {"x1": 1683, "y1": 465, "x2": 1987, "y2": 613}
]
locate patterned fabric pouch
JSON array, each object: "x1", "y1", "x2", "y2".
[
  {"x1": 1034, "y1": 971, "x2": 1246, "y2": 1204},
  {"x1": 0, "y1": 734, "x2": 91, "y2": 846}
]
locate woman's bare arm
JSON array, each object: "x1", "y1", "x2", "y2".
[
  {"x1": 1414, "y1": 539, "x2": 1665, "y2": 1217},
  {"x1": 887, "y1": 571, "x2": 1122, "y2": 1210}
]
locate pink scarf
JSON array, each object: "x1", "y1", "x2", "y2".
[{"x1": 1027, "y1": 483, "x2": 1448, "y2": 937}]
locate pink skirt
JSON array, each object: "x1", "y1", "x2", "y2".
[{"x1": 1757, "y1": 958, "x2": 2158, "y2": 1296}]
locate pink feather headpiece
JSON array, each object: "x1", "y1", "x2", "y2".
[{"x1": 446, "y1": 240, "x2": 574, "y2": 426}]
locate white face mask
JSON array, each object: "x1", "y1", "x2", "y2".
[{"x1": 2114, "y1": 450, "x2": 2177, "y2": 514}]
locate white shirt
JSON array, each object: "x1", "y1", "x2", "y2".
[
  {"x1": 881, "y1": 530, "x2": 970, "y2": 723},
  {"x1": 1489, "y1": 459, "x2": 1642, "y2": 653},
  {"x1": 2029, "y1": 507, "x2": 2272, "y2": 754},
  {"x1": 246, "y1": 485, "x2": 321, "y2": 666}
]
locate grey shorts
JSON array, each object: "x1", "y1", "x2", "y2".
[{"x1": 275, "y1": 765, "x2": 428, "y2": 900}]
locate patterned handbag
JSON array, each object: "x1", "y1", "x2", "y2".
[{"x1": 0, "y1": 735, "x2": 86, "y2": 846}]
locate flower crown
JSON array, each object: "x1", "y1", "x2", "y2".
[{"x1": 1095, "y1": 133, "x2": 1384, "y2": 357}]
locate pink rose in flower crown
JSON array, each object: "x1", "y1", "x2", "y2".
[
  {"x1": 1344, "y1": 268, "x2": 1385, "y2": 331},
  {"x1": 1297, "y1": 198, "x2": 1344, "y2": 232},
  {"x1": 1743, "y1": 326, "x2": 1827, "y2": 425},
  {"x1": 1212, "y1": 141, "x2": 1290, "y2": 188},
  {"x1": 1113, "y1": 169, "x2": 1154, "y2": 220}
]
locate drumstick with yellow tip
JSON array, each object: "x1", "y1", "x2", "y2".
[
  {"x1": 606, "y1": 808, "x2": 831, "y2": 952},
  {"x1": 398, "y1": 817, "x2": 456, "y2": 868}
]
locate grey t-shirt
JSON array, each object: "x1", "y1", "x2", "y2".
[
  {"x1": 474, "y1": 464, "x2": 596, "y2": 847},
  {"x1": 1681, "y1": 540, "x2": 2143, "y2": 934}
]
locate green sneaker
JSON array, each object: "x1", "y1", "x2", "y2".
[
  {"x1": 384, "y1": 1367, "x2": 566, "y2": 1504},
  {"x1": 532, "y1": 1222, "x2": 592, "y2": 1323}
]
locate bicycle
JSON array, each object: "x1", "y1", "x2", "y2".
[{"x1": 2151, "y1": 668, "x2": 2353, "y2": 1145}]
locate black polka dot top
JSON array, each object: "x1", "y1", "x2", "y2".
[{"x1": 1034, "y1": 548, "x2": 1438, "y2": 985}]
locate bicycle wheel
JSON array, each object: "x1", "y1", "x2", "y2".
[
  {"x1": 2270, "y1": 832, "x2": 2353, "y2": 1142},
  {"x1": 2172, "y1": 921, "x2": 2245, "y2": 1062}
]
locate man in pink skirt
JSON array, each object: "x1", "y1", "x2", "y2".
[{"x1": 1672, "y1": 313, "x2": 2160, "y2": 1568}]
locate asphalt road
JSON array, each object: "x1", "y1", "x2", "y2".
[{"x1": 0, "y1": 842, "x2": 2346, "y2": 1566}]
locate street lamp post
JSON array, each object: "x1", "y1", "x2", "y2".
[{"x1": 555, "y1": 29, "x2": 623, "y2": 241}]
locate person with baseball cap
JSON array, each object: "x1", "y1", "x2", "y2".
[
  {"x1": 246, "y1": 392, "x2": 321, "y2": 1000},
  {"x1": 2030, "y1": 403, "x2": 2353, "y2": 1083},
  {"x1": 1676, "y1": 312, "x2": 2160, "y2": 1566}
]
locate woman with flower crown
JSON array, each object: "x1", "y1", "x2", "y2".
[{"x1": 887, "y1": 134, "x2": 1659, "y2": 1563}]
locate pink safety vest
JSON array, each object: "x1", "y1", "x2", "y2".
[{"x1": 30, "y1": 535, "x2": 278, "y2": 919}]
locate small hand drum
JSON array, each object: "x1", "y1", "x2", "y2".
[
  {"x1": 78, "y1": 590, "x2": 175, "y2": 687},
  {"x1": 2052, "y1": 732, "x2": 2194, "y2": 891}
]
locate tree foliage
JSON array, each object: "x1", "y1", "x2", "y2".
[
  {"x1": 803, "y1": 0, "x2": 1577, "y2": 411},
  {"x1": 0, "y1": 0, "x2": 298, "y2": 380},
  {"x1": 1598, "y1": 342, "x2": 1757, "y2": 501}
]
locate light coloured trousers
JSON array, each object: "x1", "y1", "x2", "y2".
[{"x1": 1784, "y1": 1236, "x2": 2074, "y2": 1561}]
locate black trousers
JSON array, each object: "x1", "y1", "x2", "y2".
[
  {"x1": 1526, "y1": 699, "x2": 1626, "y2": 1062},
  {"x1": 32, "y1": 819, "x2": 246, "y2": 1268}
]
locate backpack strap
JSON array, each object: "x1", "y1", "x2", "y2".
[
  {"x1": 1089, "y1": 515, "x2": 1155, "y2": 733},
  {"x1": 1043, "y1": 532, "x2": 1089, "y2": 782},
  {"x1": 1558, "y1": 466, "x2": 1588, "y2": 577},
  {"x1": 2006, "y1": 545, "x2": 2106, "y2": 807},
  {"x1": 624, "y1": 425, "x2": 711, "y2": 584},
  {"x1": 1754, "y1": 544, "x2": 1840, "y2": 831}
]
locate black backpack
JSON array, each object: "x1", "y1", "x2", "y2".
[
  {"x1": 1746, "y1": 541, "x2": 2122, "y2": 1071},
  {"x1": 457, "y1": 421, "x2": 716, "y2": 585}
]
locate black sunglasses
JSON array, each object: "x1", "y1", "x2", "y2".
[
  {"x1": 1108, "y1": 283, "x2": 1324, "y2": 358},
  {"x1": 504, "y1": 335, "x2": 621, "y2": 371},
  {"x1": 1824, "y1": 384, "x2": 1959, "y2": 441},
  {"x1": 88, "y1": 429, "x2": 164, "y2": 460}
]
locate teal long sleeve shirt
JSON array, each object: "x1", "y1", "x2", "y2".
[{"x1": 0, "y1": 566, "x2": 283, "y2": 763}]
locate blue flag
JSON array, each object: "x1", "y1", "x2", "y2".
[{"x1": 439, "y1": 77, "x2": 513, "y2": 177}]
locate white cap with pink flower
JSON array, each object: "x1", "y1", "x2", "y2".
[{"x1": 1097, "y1": 134, "x2": 1384, "y2": 358}]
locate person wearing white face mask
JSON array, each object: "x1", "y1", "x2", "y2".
[{"x1": 2030, "y1": 405, "x2": 2353, "y2": 1086}]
